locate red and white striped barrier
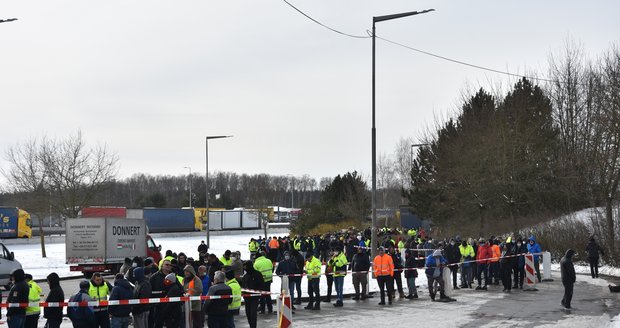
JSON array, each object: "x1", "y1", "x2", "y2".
[
  {"x1": 0, "y1": 290, "x2": 267, "y2": 308},
  {"x1": 524, "y1": 254, "x2": 538, "y2": 291}
]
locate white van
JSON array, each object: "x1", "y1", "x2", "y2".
[{"x1": 0, "y1": 243, "x2": 22, "y2": 289}]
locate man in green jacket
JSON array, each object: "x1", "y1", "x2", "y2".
[{"x1": 304, "y1": 253, "x2": 322, "y2": 311}]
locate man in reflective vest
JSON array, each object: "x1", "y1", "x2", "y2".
[
  {"x1": 304, "y1": 252, "x2": 322, "y2": 310},
  {"x1": 373, "y1": 246, "x2": 394, "y2": 305},
  {"x1": 24, "y1": 273, "x2": 42, "y2": 328},
  {"x1": 248, "y1": 238, "x2": 260, "y2": 260},
  {"x1": 253, "y1": 252, "x2": 274, "y2": 314},
  {"x1": 225, "y1": 269, "x2": 241, "y2": 315},
  {"x1": 329, "y1": 248, "x2": 349, "y2": 307},
  {"x1": 89, "y1": 272, "x2": 112, "y2": 328}
]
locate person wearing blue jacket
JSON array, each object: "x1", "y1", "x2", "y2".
[
  {"x1": 425, "y1": 250, "x2": 450, "y2": 301},
  {"x1": 527, "y1": 236, "x2": 542, "y2": 283},
  {"x1": 109, "y1": 274, "x2": 134, "y2": 328}
]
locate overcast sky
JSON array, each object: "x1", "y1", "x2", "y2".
[{"x1": 1, "y1": 1, "x2": 618, "y2": 183}]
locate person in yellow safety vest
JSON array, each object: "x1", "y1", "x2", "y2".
[
  {"x1": 24, "y1": 273, "x2": 43, "y2": 327},
  {"x1": 293, "y1": 237, "x2": 302, "y2": 251},
  {"x1": 248, "y1": 238, "x2": 260, "y2": 259},
  {"x1": 224, "y1": 269, "x2": 242, "y2": 315},
  {"x1": 364, "y1": 239, "x2": 371, "y2": 248},
  {"x1": 329, "y1": 249, "x2": 349, "y2": 307},
  {"x1": 89, "y1": 272, "x2": 113, "y2": 328},
  {"x1": 407, "y1": 228, "x2": 417, "y2": 237},
  {"x1": 253, "y1": 252, "x2": 274, "y2": 314},
  {"x1": 459, "y1": 239, "x2": 475, "y2": 288},
  {"x1": 397, "y1": 239, "x2": 406, "y2": 252},
  {"x1": 220, "y1": 250, "x2": 233, "y2": 266},
  {"x1": 304, "y1": 252, "x2": 322, "y2": 311},
  {"x1": 159, "y1": 250, "x2": 175, "y2": 269}
]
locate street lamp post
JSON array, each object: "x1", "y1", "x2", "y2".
[
  {"x1": 410, "y1": 143, "x2": 430, "y2": 168},
  {"x1": 370, "y1": 9, "x2": 434, "y2": 262},
  {"x1": 184, "y1": 166, "x2": 192, "y2": 207},
  {"x1": 205, "y1": 135, "x2": 233, "y2": 248}
]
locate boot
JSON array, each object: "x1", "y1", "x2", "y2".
[
  {"x1": 430, "y1": 293, "x2": 436, "y2": 301},
  {"x1": 352, "y1": 293, "x2": 360, "y2": 301},
  {"x1": 312, "y1": 303, "x2": 320, "y2": 311},
  {"x1": 399, "y1": 291, "x2": 405, "y2": 299},
  {"x1": 413, "y1": 294, "x2": 419, "y2": 299},
  {"x1": 304, "y1": 302, "x2": 314, "y2": 310},
  {"x1": 440, "y1": 292, "x2": 448, "y2": 300}
]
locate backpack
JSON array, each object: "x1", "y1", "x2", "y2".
[{"x1": 67, "y1": 292, "x2": 95, "y2": 323}]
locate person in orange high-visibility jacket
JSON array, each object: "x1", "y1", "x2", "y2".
[
  {"x1": 489, "y1": 238, "x2": 501, "y2": 285},
  {"x1": 373, "y1": 246, "x2": 394, "y2": 305}
]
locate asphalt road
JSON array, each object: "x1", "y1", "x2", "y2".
[{"x1": 2, "y1": 273, "x2": 619, "y2": 327}]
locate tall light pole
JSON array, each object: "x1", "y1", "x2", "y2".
[
  {"x1": 205, "y1": 135, "x2": 233, "y2": 248},
  {"x1": 371, "y1": 9, "x2": 434, "y2": 262},
  {"x1": 410, "y1": 143, "x2": 430, "y2": 168},
  {"x1": 184, "y1": 166, "x2": 192, "y2": 207}
]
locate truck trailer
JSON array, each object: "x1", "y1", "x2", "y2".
[
  {"x1": 0, "y1": 207, "x2": 32, "y2": 239},
  {"x1": 65, "y1": 217, "x2": 162, "y2": 277}
]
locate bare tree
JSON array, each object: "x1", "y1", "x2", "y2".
[{"x1": 2, "y1": 132, "x2": 119, "y2": 257}]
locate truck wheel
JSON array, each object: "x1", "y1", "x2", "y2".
[{"x1": 84, "y1": 272, "x2": 93, "y2": 279}]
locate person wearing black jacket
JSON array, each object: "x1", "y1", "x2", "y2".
[
  {"x1": 132, "y1": 267, "x2": 152, "y2": 328},
  {"x1": 149, "y1": 259, "x2": 172, "y2": 328},
  {"x1": 291, "y1": 250, "x2": 304, "y2": 305},
  {"x1": 275, "y1": 251, "x2": 299, "y2": 307},
  {"x1": 242, "y1": 261, "x2": 264, "y2": 328},
  {"x1": 109, "y1": 273, "x2": 133, "y2": 328},
  {"x1": 7, "y1": 268, "x2": 29, "y2": 328},
  {"x1": 351, "y1": 248, "x2": 370, "y2": 300},
  {"x1": 162, "y1": 273, "x2": 184, "y2": 328},
  {"x1": 445, "y1": 239, "x2": 461, "y2": 290},
  {"x1": 207, "y1": 254, "x2": 224, "y2": 282},
  {"x1": 404, "y1": 249, "x2": 419, "y2": 299},
  {"x1": 585, "y1": 236, "x2": 604, "y2": 279},
  {"x1": 560, "y1": 249, "x2": 576, "y2": 309},
  {"x1": 44, "y1": 272, "x2": 65, "y2": 328},
  {"x1": 389, "y1": 246, "x2": 405, "y2": 299},
  {"x1": 204, "y1": 271, "x2": 233, "y2": 328},
  {"x1": 500, "y1": 239, "x2": 516, "y2": 292}
]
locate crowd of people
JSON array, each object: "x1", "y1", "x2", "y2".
[{"x1": 0, "y1": 227, "x2": 616, "y2": 328}]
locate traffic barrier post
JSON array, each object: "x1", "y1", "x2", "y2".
[
  {"x1": 184, "y1": 297, "x2": 191, "y2": 328},
  {"x1": 277, "y1": 289, "x2": 292, "y2": 328},
  {"x1": 524, "y1": 254, "x2": 538, "y2": 292}
]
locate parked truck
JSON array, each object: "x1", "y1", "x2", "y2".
[
  {"x1": 142, "y1": 208, "x2": 198, "y2": 233},
  {"x1": 65, "y1": 217, "x2": 162, "y2": 278},
  {"x1": 0, "y1": 207, "x2": 32, "y2": 239}
]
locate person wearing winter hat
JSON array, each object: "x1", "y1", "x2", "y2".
[
  {"x1": 183, "y1": 265, "x2": 203, "y2": 328},
  {"x1": 373, "y1": 246, "x2": 394, "y2": 306},
  {"x1": 108, "y1": 273, "x2": 133, "y2": 328},
  {"x1": 560, "y1": 249, "x2": 576, "y2": 309},
  {"x1": 161, "y1": 273, "x2": 183, "y2": 328},
  {"x1": 7, "y1": 269, "x2": 29, "y2": 328},
  {"x1": 425, "y1": 249, "x2": 451, "y2": 302},
  {"x1": 132, "y1": 267, "x2": 152, "y2": 328},
  {"x1": 242, "y1": 261, "x2": 264, "y2": 328},
  {"x1": 44, "y1": 272, "x2": 65, "y2": 328},
  {"x1": 68, "y1": 280, "x2": 96, "y2": 328},
  {"x1": 476, "y1": 238, "x2": 491, "y2": 290},
  {"x1": 585, "y1": 236, "x2": 604, "y2": 279}
]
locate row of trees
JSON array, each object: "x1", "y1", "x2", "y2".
[{"x1": 405, "y1": 43, "x2": 620, "y2": 264}]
